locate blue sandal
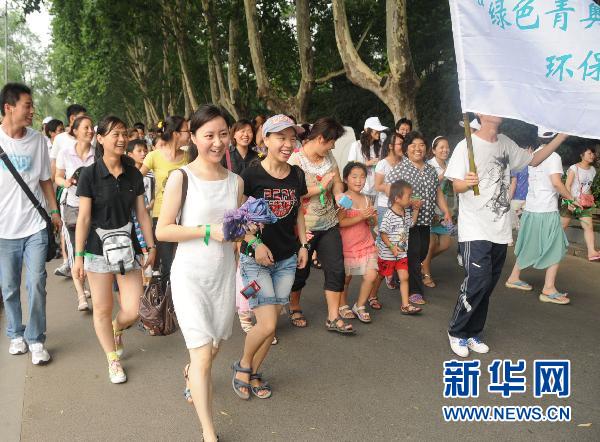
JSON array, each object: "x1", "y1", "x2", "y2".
[
  {"x1": 250, "y1": 372, "x2": 272, "y2": 399},
  {"x1": 231, "y1": 361, "x2": 252, "y2": 400}
]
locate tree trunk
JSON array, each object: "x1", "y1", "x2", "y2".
[
  {"x1": 243, "y1": 0, "x2": 314, "y2": 121},
  {"x1": 201, "y1": 0, "x2": 241, "y2": 119},
  {"x1": 126, "y1": 37, "x2": 161, "y2": 126},
  {"x1": 163, "y1": 0, "x2": 198, "y2": 115},
  {"x1": 331, "y1": 0, "x2": 419, "y2": 124}
]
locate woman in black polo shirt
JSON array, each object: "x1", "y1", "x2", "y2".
[{"x1": 73, "y1": 116, "x2": 156, "y2": 384}]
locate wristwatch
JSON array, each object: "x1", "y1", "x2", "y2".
[{"x1": 300, "y1": 243, "x2": 309, "y2": 250}]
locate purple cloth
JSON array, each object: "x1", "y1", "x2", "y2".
[{"x1": 222, "y1": 197, "x2": 278, "y2": 241}]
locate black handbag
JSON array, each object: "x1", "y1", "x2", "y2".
[{"x1": 0, "y1": 145, "x2": 58, "y2": 262}]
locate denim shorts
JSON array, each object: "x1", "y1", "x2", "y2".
[
  {"x1": 84, "y1": 253, "x2": 143, "y2": 274},
  {"x1": 239, "y1": 253, "x2": 297, "y2": 309}
]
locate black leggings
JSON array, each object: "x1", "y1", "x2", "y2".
[
  {"x1": 152, "y1": 217, "x2": 176, "y2": 276},
  {"x1": 291, "y1": 226, "x2": 346, "y2": 293},
  {"x1": 407, "y1": 225, "x2": 431, "y2": 295}
]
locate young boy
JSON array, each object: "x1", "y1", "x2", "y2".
[
  {"x1": 377, "y1": 180, "x2": 422, "y2": 315},
  {"x1": 445, "y1": 114, "x2": 567, "y2": 357}
]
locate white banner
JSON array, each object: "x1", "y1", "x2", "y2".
[{"x1": 449, "y1": 0, "x2": 600, "y2": 138}]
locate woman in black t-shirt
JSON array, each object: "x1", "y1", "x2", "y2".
[
  {"x1": 73, "y1": 116, "x2": 156, "y2": 385},
  {"x1": 231, "y1": 115, "x2": 308, "y2": 400}
]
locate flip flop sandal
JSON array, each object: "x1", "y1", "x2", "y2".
[
  {"x1": 326, "y1": 316, "x2": 356, "y2": 335},
  {"x1": 588, "y1": 255, "x2": 600, "y2": 262},
  {"x1": 422, "y1": 273, "x2": 436, "y2": 288},
  {"x1": 183, "y1": 364, "x2": 193, "y2": 404},
  {"x1": 351, "y1": 304, "x2": 372, "y2": 323},
  {"x1": 367, "y1": 297, "x2": 382, "y2": 310},
  {"x1": 250, "y1": 373, "x2": 272, "y2": 399},
  {"x1": 409, "y1": 294, "x2": 426, "y2": 305},
  {"x1": 338, "y1": 304, "x2": 356, "y2": 319},
  {"x1": 288, "y1": 309, "x2": 308, "y2": 328},
  {"x1": 505, "y1": 280, "x2": 533, "y2": 291},
  {"x1": 231, "y1": 361, "x2": 252, "y2": 400},
  {"x1": 401, "y1": 304, "x2": 423, "y2": 315},
  {"x1": 539, "y1": 292, "x2": 570, "y2": 305}
]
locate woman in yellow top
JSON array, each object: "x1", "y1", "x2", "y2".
[{"x1": 140, "y1": 116, "x2": 190, "y2": 274}]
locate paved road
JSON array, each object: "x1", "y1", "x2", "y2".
[{"x1": 1, "y1": 250, "x2": 599, "y2": 441}]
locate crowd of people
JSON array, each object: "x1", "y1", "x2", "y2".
[{"x1": 1, "y1": 81, "x2": 598, "y2": 441}]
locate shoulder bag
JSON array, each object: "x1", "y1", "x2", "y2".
[
  {"x1": 138, "y1": 168, "x2": 187, "y2": 336},
  {"x1": 0, "y1": 144, "x2": 58, "y2": 262},
  {"x1": 576, "y1": 167, "x2": 595, "y2": 208}
]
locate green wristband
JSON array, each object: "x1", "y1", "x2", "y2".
[
  {"x1": 204, "y1": 224, "x2": 210, "y2": 246},
  {"x1": 50, "y1": 209, "x2": 60, "y2": 215},
  {"x1": 246, "y1": 237, "x2": 263, "y2": 254},
  {"x1": 75, "y1": 251, "x2": 85, "y2": 257}
]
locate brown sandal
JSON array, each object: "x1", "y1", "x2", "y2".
[
  {"x1": 422, "y1": 273, "x2": 436, "y2": 288},
  {"x1": 288, "y1": 309, "x2": 308, "y2": 328},
  {"x1": 400, "y1": 304, "x2": 422, "y2": 315},
  {"x1": 367, "y1": 297, "x2": 382, "y2": 310},
  {"x1": 326, "y1": 316, "x2": 356, "y2": 334}
]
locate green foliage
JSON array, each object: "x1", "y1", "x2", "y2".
[{"x1": 0, "y1": 8, "x2": 66, "y2": 126}]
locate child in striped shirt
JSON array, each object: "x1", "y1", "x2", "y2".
[{"x1": 377, "y1": 180, "x2": 422, "y2": 315}]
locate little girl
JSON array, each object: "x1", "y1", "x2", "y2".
[
  {"x1": 377, "y1": 180, "x2": 422, "y2": 315},
  {"x1": 338, "y1": 162, "x2": 378, "y2": 323}
]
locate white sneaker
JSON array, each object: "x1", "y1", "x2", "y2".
[
  {"x1": 467, "y1": 336, "x2": 489, "y2": 354},
  {"x1": 448, "y1": 333, "x2": 469, "y2": 358},
  {"x1": 54, "y1": 262, "x2": 71, "y2": 278},
  {"x1": 9, "y1": 337, "x2": 28, "y2": 355},
  {"x1": 29, "y1": 343, "x2": 51, "y2": 365},
  {"x1": 108, "y1": 360, "x2": 127, "y2": 384}
]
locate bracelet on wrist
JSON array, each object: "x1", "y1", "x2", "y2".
[
  {"x1": 50, "y1": 209, "x2": 60, "y2": 215},
  {"x1": 203, "y1": 224, "x2": 211, "y2": 245},
  {"x1": 75, "y1": 251, "x2": 85, "y2": 257}
]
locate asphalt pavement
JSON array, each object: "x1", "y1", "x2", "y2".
[{"x1": 1, "y1": 249, "x2": 599, "y2": 441}]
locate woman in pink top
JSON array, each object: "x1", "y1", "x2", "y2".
[{"x1": 338, "y1": 162, "x2": 378, "y2": 323}]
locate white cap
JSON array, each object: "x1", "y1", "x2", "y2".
[
  {"x1": 364, "y1": 117, "x2": 388, "y2": 132},
  {"x1": 42, "y1": 116, "x2": 53, "y2": 124},
  {"x1": 537, "y1": 126, "x2": 557, "y2": 139},
  {"x1": 459, "y1": 118, "x2": 481, "y2": 130}
]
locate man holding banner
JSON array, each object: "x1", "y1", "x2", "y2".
[
  {"x1": 446, "y1": 0, "x2": 598, "y2": 356},
  {"x1": 445, "y1": 115, "x2": 567, "y2": 357}
]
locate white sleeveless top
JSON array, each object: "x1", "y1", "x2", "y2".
[{"x1": 170, "y1": 167, "x2": 239, "y2": 349}]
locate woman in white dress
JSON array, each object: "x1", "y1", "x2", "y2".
[{"x1": 156, "y1": 105, "x2": 243, "y2": 442}]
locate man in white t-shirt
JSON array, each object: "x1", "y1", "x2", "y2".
[
  {"x1": 0, "y1": 83, "x2": 62, "y2": 365},
  {"x1": 49, "y1": 104, "x2": 87, "y2": 179},
  {"x1": 444, "y1": 114, "x2": 567, "y2": 357}
]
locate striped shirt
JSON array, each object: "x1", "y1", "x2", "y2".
[{"x1": 377, "y1": 208, "x2": 413, "y2": 260}]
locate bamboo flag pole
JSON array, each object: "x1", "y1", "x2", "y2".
[{"x1": 462, "y1": 113, "x2": 480, "y2": 196}]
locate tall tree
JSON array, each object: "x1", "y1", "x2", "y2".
[
  {"x1": 243, "y1": 0, "x2": 315, "y2": 121},
  {"x1": 201, "y1": 0, "x2": 244, "y2": 119},
  {"x1": 332, "y1": 0, "x2": 420, "y2": 124}
]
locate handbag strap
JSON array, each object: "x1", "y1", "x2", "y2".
[
  {"x1": 0, "y1": 144, "x2": 51, "y2": 224},
  {"x1": 169, "y1": 168, "x2": 188, "y2": 265},
  {"x1": 225, "y1": 147, "x2": 233, "y2": 171}
]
